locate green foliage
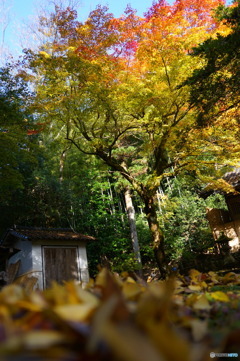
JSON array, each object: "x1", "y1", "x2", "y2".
[
  {"x1": 215, "y1": 0, "x2": 240, "y2": 27},
  {"x1": 136, "y1": 215, "x2": 154, "y2": 260},
  {"x1": 158, "y1": 175, "x2": 216, "y2": 263},
  {"x1": 184, "y1": 1, "x2": 240, "y2": 124},
  {"x1": 0, "y1": 65, "x2": 42, "y2": 234},
  {"x1": 0, "y1": 66, "x2": 37, "y2": 202},
  {"x1": 205, "y1": 193, "x2": 228, "y2": 210}
]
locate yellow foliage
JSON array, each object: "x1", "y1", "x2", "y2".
[
  {"x1": 210, "y1": 291, "x2": 230, "y2": 303},
  {"x1": 54, "y1": 303, "x2": 96, "y2": 321},
  {"x1": 192, "y1": 294, "x2": 211, "y2": 311},
  {"x1": 39, "y1": 51, "x2": 51, "y2": 59},
  {"x1": 0, "y1": 268, "x2": 239, "y2": 360}
]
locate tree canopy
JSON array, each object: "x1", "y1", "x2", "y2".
[
  {"x1": 0, "y1": 66, "x2": 37, "y2": 202},
  {"x1": 16, "y1": 0, "x2": 240, "y2": 276},
  {"x1": 184, "y1": 0, "x2": 240, "y2": 124}
]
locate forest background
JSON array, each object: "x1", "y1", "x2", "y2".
[{"x1": 0, "y1": 0, "x2": 239, "y2": 278}]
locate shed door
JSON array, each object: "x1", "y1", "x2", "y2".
[{"x1": 43, "y1": 247, "x2": 79, "y2": 288}]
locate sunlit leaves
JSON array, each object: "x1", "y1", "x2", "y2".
[
  {"x1": 25, "y1": 0, "x2": 228, "y2": 179},
  {"x1": 17, "y1": 1, "x2": 240, "y2": 274},
  {"x1": 22, "y1": 0, "x2": 240, "y2": 216}
]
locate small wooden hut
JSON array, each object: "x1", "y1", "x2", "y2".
[{"x1": 204, "y1": 169, "x2": 240, "y2": 251}]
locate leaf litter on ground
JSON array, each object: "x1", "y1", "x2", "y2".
[{"x1": 0, "y1": 268, "x2": 240, "y2": 360}]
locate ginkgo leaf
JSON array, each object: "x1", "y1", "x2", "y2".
[
  {"x1": 188, "y1": 285, "x2": 202, "y2": 292},
  {"x1": 54, "y1": 303, "x2": 96, "y2": 322},
  {"x1": 189, "y1": 269, "x2": 201, "y2": 282},
  {"x1": 15, "y1": 300, "x2": 43, "y2": 312},
  {"x1": 188, "y1": 282, "x2": 208, "y2": 291},
  {"x1": 74, "y1": 285, "x2": 100, "y2": 307},
  {"x1": 186, "y1": 293, "x2": 199, "y2": 307},
  {"x1": 222, "y1": 273, "x2": 237, "y2": 284},
  {"x1": 144, "y1": 321, "x2": 191, "y2": 361},
  {"x1": 210, "y1": 291, "x2": 230, "y2": 303},
  {"x1": 192, "y1": 294, "x2": 211, "y2": 311},
  {"x1": 99, "y1": 321, "x2": 166, "y2": 361},
  {"x1": 208, "y1": 271, "x2": 220, "y2": 284},
  {"x1": 0, "y1": 284, "x2": 24, "y2": 305},
  {"x1": 23, "y1": 330, "x2": 65, "y2": 349},
  {"x1": 122, "y1": 282, "x2": 143, "y2": 300},
  {"x1": 0, "y1": 267, "x2": 239, "y2": 361}
]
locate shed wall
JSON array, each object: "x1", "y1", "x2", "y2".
[
  {"x1": 77, "y1": 245, "x2": 90, "y2": 284},
  {"x1": 8, "y1": 238, "x2": 32, "y2": 276}
]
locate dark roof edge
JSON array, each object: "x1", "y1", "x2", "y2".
[{"x1": 1, "y1": 226, "x2": 96, "y2": 244}]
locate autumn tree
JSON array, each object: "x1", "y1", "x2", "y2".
[{"x1": 21, "y1": 0, "x2": 238, "y2": 277}]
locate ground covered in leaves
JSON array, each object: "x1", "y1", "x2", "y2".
[{"x1": 0, "y1": 269, "x2": 240, "y2": 361}]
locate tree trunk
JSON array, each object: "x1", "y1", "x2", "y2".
[
  {"x1": 59, "y1": 147, "x2": 70, "y2": 182},
  {"x1": 143, "y1": 194, "x2": 167, "y2": 279},
  {"x1": 124, "y1": 187, "x2": 143, "y2": 276},
  {"x1": 94, "y1": 151, "x2": 167, "y2": 277}
]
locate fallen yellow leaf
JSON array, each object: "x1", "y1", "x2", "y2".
[
  {"x1": 15, "y1": 300, "x2": 43, "y2": 312},
  {"x1": 189, "y1": 269, "x2": 201, "y2": 282},
  {"x1": 188, "y1": 285, "x2": 202, "y2": 292},
  {"x1": 54, "y1": 303, "x2": 96, "y2": 321},
  {"x1": 210, "y1": 291, "x2": 230, "y2": 302},
  {"x1": 100, "y1": 321, "x2": 163, "y2": 361},
  {"x1": 122, "y1": 282, "x2": 143, "y2": 300},
  {"x1": 208, "y1": 271, "x2": 219, "y2": 284},
  {"x1": 200, "y1": 281, "x2": 208, "y2": 289},
  {"x1": 192, "y1": 294, "x2": 211, "y2": 311},
  {"x1": 75, "y1": 285, "x2": 100, "y2": 308},
  {"x1": 23, "y1": 330, "x2": 65, "y2": 349},
  {"x1": 185, "y1": 293, "x2": 199, "y2": 307},
  {"x1": 222, "y1": 272, "x2": 236, "y2": 284},
  {"x1": 0, "y1": 285, "x2": 24, "y2": 305},
  {"x1": 144, "y1": 321, "x2": 190, "y2": 361}
]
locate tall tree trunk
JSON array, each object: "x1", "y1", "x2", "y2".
[
  {"x1": 143, "y1": 194, "x2": 167, "y2": 278},
  {"x1": 124, "y1": 187, "x2": 143, "y2": 276},
  {"x1": 59, "y1": 147, "x2": 70, "y2": 182}
]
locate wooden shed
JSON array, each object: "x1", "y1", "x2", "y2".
[
  {"x1": 1, "y1": 226, "x2": 95, "y2": 289},
  {"x1": 203, "y1": 169, "x2": 240, "y2": 251}
]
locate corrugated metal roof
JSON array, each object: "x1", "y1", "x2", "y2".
[
  {"x1": 3, "y1": 227, "x2": 95, "y2": 243},
  {"x1": 201, "y1": 168, "x2": 240, "y2": 198},
  {"x1": 223, "y1": 168, "x2": 240, "y2": 188}
]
